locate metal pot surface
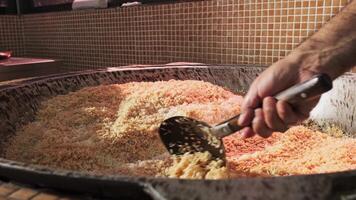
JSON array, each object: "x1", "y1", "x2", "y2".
[{"x1": 0, "y1": 65, "x2": 355, "y2": 200}]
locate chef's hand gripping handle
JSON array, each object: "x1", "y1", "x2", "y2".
[
  {"x1": 226, "y1": 73, "x2": 333, "y2": 133},
  {"x1": 274, "y1": 73, "x2": 333, "y2": 103}
]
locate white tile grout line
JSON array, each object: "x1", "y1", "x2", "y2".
[
  {"x1": 253, "y1": 0, "x2": 258, "y2": 64},
  {"x1": 330, "y1": 0, "x2": 334, "y2": 18},
  {"x1": 248, "y1": 1, "x2": 253, "y2": 64},
  {"x1": 242, "y1": 1, "x2": 246, "y2": 64},
  {"x1": 281, "y1": 1, "x2": 285, "y2": 56},
  {"x1": 263, "y1": 0, "x2": 267, "y2": 64},
  {"x1": 322, "y1": 0, "x2": 326, "y2": 26},
  {"x1": 258, "y1": 0, "x2": 262, "y2": 64},
  {"x1": 272, "y1": 0, "x2": 281, "y2": 59},
  {"x1": 242, "y1": 1, "x2": 247, "y2": 64},
  {"x1": 314, "y1": 1, "x2": 318, "y2": 33},
  {"x1": 298, "y1": 1, "x2": 303, "y2": 48},
  {"x1": 306, "y1": 0, "x2": 311, "y2": 38},
  {"x1": 277, "y1": 0, "x2": 282, "y2": 60},
  {"x1": 273, "y1": 0, "x2": 282, "y2": 59},
  {"x1": 291, "y1": 0, "x2": 296, "y2": 50},
  {"x1": 247, "y1": 1, "x2": 251, "y2": 64},
  {"x1": 268, "y1": 0, "x2": 272, "y2": 63}
]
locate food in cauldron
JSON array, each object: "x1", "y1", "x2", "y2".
[{"x1": 3, "y1": 80, "x2": 355, "y2": 179}]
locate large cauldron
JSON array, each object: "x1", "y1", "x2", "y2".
[{"x1": 0, "y1": 65, "x2": 355, "y2": 200}]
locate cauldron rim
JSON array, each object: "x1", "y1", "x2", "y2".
[
  {"x1": 0, "y1": 65, "x2": 355, "y2": 199},
  {"x1": 0, "y1": 156, "x2": 355, "y2": 199}
]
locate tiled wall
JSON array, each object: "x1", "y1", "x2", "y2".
[
  {"x1": 22, "y1": 0, "x2": 352, "y2": 71},
  {"x1": 1, "y1": 0, "x2": 354, "y2": 71},
  {"x1": 0, "y1": 15, "x2": 24, "y2": 56}
]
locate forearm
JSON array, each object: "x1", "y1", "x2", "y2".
[
  {"x1": 291, "y1": 0, "x2": 356, "y2": 79},
  {"x1": 238, "y1": 1, "x2": 356, "y2": 138}
]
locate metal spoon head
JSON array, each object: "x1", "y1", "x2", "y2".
[{"x1": 158, "y1": 116, "x2": 225, "y2": 160}]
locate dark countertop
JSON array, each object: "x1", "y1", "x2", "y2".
[
  {"x1": 0, "y1": 180, "x2": 95, "y2": 200},
  {"x1": 0, "y1": 57, "x2": 62, "y2": 82},
  {"x1": 0, "y1": 57, "x2": 56, "y2": 67}
]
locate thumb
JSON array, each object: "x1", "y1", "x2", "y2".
[{"x1": 238, "y1": 83, "x2": 261, "y2": 126}]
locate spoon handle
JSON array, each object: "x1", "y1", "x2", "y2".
[
  {"x1": 215, "y1": 73, "x2": 333, "y2": 137},
  {"x1": 274, "y1": 73, "x2": 332, "y2": 104}
]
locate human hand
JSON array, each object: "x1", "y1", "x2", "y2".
[{"x1": 238, "y1": 52, "x2": 322, "y2": 138}]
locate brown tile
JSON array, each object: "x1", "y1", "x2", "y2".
[
  {"x1": 32, "y1": 193, "x2": 59, "y2": 200},
  {"x1": 8, "y1": 188, "x2": 38, "y2": 200},
  {"x1": 0, "y1": 183, "x2": 19, "y2": 197}
]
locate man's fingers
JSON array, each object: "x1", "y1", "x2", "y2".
[
  {"x1": 263, "y1": 97, "x2": 288, "y2": 132},
  {"x1": 295, "y1": 98, "x2": 320, "y2": 119},
  {"x1": 240, "y1": 127, "x2": 255, "y2": 139},
  {"x1": 239, "y1": 83, "x2": 261, "y2": 126},
  {"x1": 238, "y1": 108, "x2": 254, "y2": 126},
  {"x1": 252, "y1": 108, "x2": 273, "y2": 138},
  {"x1": 276, "y1": 100, "x2": 300, "y2": 125}
]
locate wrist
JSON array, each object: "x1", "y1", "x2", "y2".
[
  {"x1": 288, "y1": 40, "x2": 355, "y2": 80},
  {"x1": 288, "y1": 47, "x2": 345, "y2": 79}
]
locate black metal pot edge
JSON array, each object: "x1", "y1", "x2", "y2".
[
  {"x1": 0, "y1": 157, "x2": 355, "y2": 200},
  {"x1": 0, "y1": 64, "x2": 267, "y2": 91},
  {"x1": 0, "y1": 158, "x2": 158, "y2": 199},
  {"x1": 1, "y1": 65, "x2": 355, "y2": 199}
]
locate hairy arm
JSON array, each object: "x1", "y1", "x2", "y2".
[
  {"x1": 238, "y1": 0, "x2": 356, "y2": 138},
  {"x1": 294, "y1": 0, "x2": 356, "y2": 79}
]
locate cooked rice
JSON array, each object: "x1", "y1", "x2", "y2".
[
  {"x1": 227, "y1": 126, "x2": 356, "y2": 177},
  {"x1": 3, "y1": 80, "x2": 355, "y2": 179},
  {"x1": 163, "y1": 152, "x2": 228, "y2": 179},
  {"x1": 4, "y1": 80, "x2": 240, "y2": 177}
]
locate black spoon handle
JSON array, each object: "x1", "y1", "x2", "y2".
[{"x1": 224, "y1": 73, "x2": 333, "y2": 134}]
